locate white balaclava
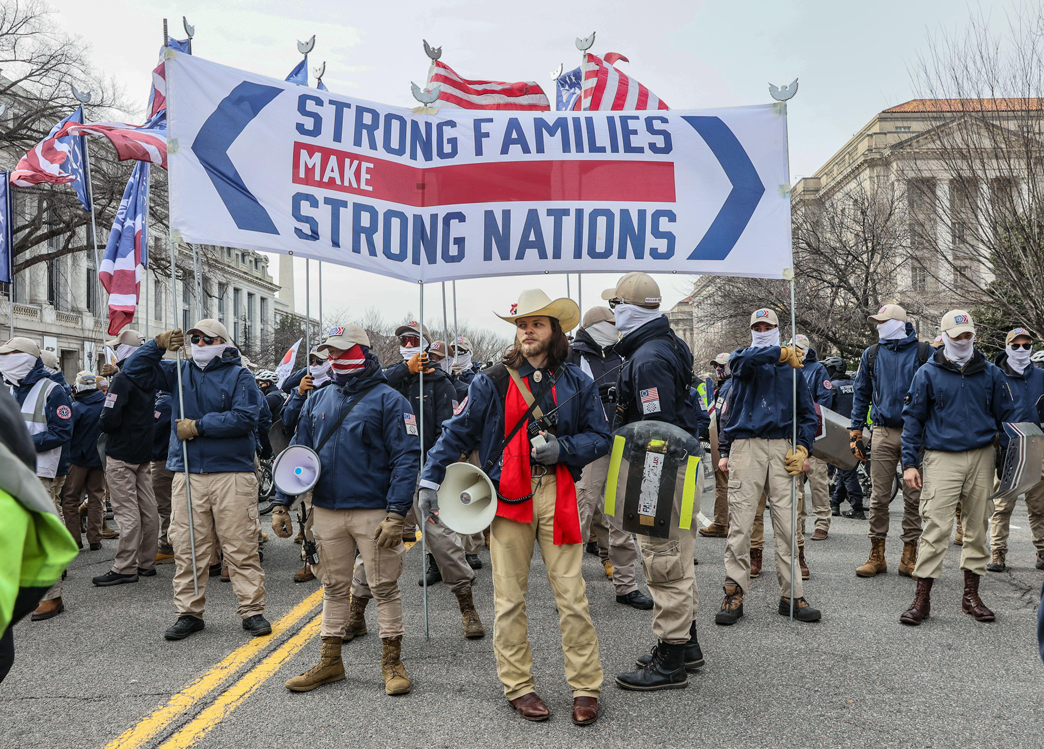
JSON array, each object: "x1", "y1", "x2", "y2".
[
  {"x1": 877, "y1": 319, "x2": 907, "y2": 341},
  {"x1": 751, "y1": 327, "x2": 781, "y2": 348},
  {"x1": 587, "y1": 321, "x2": 619, "y2": 349},
  {"x1": 0, "y1": 353, "x2": 37, "y2": 385},
  {"x1": 613, "y1": 304, "x2": 661, "y2": 337},
  {"x1": 941, "y1": 332, "x2": 974, "y2": 367},
  {"x1": 309, "y1": 359, "x2": 332, "y2": 387},
  {"x1": 1007, "y1": 344, "x2": 1032, "y2": 375},
  {"x1": 115, "y1": 343, "x2": 140, "y2": 362},
  {"x1": 191, "y1": 342, "x2": 227, "y2": 370}
]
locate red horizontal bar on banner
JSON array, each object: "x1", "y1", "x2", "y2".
[{"x1": 291, "y1": 142, "x2": 676, "y2": 207}]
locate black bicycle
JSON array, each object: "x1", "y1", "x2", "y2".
[{"x1": 257, "y1": 458, "x2": 277, "y2": 515}]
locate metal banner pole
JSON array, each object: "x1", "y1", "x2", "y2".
[
  {"x1": 566, "y1": 274, "x2": 571, "y2": 301},
  {"x1": 191, "y1": 244, "x2": 202, "y2": 319},
  {"x1": 789, "y1": 276, "x2": 797, "y2": 621},
  {"x1": 6, "y1": 179, "x2": 13, "y2": 341},
  {"x1": 304, "y1": 258, "x2": 310, "y2": 359},
  {"x1": 82, "y1": 138, "x2": 104, "y2": 346},
  {"x1": 317, "y1": 261, "x2": 323, "y2": 330},
  {"x1": 578, "y1": 273, "x2": 583, "y2": 316},
  {"x1": 418, "y1": 280, "x2": 429, "y2": 639},
  {"x1": 441, "y1": 282, "x2": 449, "y2": 356},
  {"x1": 451, "y1": 281, "x2": 459, "y2": 369}
]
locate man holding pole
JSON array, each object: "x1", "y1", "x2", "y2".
[{"x1": 120, "y1": 320, "x2": 270, "y2": 641}]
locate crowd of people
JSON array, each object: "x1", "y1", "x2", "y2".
[{"x1": 3, "y1": 272, "x2": 1042, "y2": 726}]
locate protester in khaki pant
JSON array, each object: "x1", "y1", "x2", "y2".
[
  {"x1": 152, "y1": 390, "x2": 174, "y2": 560},
  {"x1": 273, "y1": 325, "x2": 420, "y2": 696},
  {"x1": 714, "y1": 309, "x2": 822, "y2": 626},
  {"x1": 791, "y1": 336, "x2": 835, "y2": 542},
  {"x1": 899, "y1": 310, "x2": 1016, "y2": 626},
  {"x1": 62, "y1": 373, "x2": 107, "y2": 550},
  {"x1": 119, "y1": 320, "x2": 271, "y2": 641},
  {"x1": 418, "y1": 289, "x2": 608, "y2": 725}
]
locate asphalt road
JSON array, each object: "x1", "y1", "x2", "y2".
[{"x1": 4, "y1": 486, "x2": 1044, "y2": 749}]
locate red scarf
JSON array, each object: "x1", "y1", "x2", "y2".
[{"x1": 497, "y1": 372, "x2": 582, "y2": 545}]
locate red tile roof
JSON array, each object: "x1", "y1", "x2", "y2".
[{"x1": 884, "y1": 98, "x2": 1044, "y2": 113}]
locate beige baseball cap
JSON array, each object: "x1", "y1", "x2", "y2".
[
  {"x1": 749, "y1": 308, "x2": 779, "y2": 327},
  {"x1": 428, "y1": 341, "x2": 448, "y2": 360},
  {"x1": 868, "y1": 304, "x2": 908, "y2": 324},
  {"x1": 582, "y1": 306, "x2": 615, "y2": 328},
  {"x1": 318, "y1": 324, "x2": 370, "y2": 352},
  {"x1": 75, "y1": 370, "x2": 98, "y2": 389},
  {"x1": 449, "y1": 335, "x2": 473, "y2": 354},
  {"x1": 940, "y1": 309, "x2": 975, "y2": 337},
  {"x1": 186, "y1": 319, "x2": 230, "y2": 341},
  {"x1": 40, "y1": 350, "x2": 59, "y2": 370},
  {"x1": 394, "y1": 320, "x2": 431, "y2": 339},
  {"x1": 600, "y1": 273, "x2": 661, "y2": 308},
  {"x1": 308, "y1": 346, "x2": 330, "y2": 362},
  {"x1": 105, "y1": 328, "x2": 145, "y2": 348},
  {"x1": 792, "y1": 334, "x2": 811, "y2": 351},
  {"x1": 1005, "y1": 328, "x2": 1033, "y2": 346},
  {"x1": 0, "y1": 337, "x2": 41, "y2": 357},
  {"x1": 711, "y1": 353, "x2": 730, "y2": 366}
]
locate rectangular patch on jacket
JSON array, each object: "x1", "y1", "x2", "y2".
[
  {"x1": 454, "y1": 395, "x2": 468, "y2": 416},
  {"x1": 404, "y1": 413, "x2": 418, "y2": 435},
  {"x1": 640, "y1": 387, "x2": 661, "y2": 414},
  {"x1": 104, "y1": 393, "x2": 118, "y2": 408}
]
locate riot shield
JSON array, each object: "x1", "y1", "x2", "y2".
[
  {"x1": 605, "y1": 420, "x2": 704, "y2": 540},
  {"x1": 811, "y1": 404, "x2": 858, "y2": 470},
  {"x1": 268, "y1": 419, "x2": 292, "y2": 457},
  {"x1": 992, "y1": 422, "x2": 1044, "y2": 501}
]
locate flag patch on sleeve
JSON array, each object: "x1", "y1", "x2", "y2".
[
  {"x1": 104, "y1": 393, "x2": 118, "y2": 409},
  {"x1": 640, "y1": 388, "x2": 661, "y2": 414},
  {"x1": 404, "y1": 413, "x2": 418, "y2": 435}
]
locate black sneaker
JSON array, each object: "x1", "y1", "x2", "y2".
[
  {"x1": 137, "y1": 567, "x2": 157, "y2": 577},
  {"x1": 465, "y1": 554, "x2": 483, "y2": 570},
  {"x1": 209, "y1": 563, "x2": 222, "y2": 577},
  {"x1": 830, "y1": 504, "x2": 841, "y2": 517},
  {"x1": 842, "y1": 509, "x2": 867, "y2": 520},
  {"x1": 165, "y1": 615, "x2": 205, "y2": 640},
  {"x1": 242, "y1": 614, "x2": 272, "y2": 637},
  {"x1": 616, "y1": 590, "x2": 654, "y2": 610},
  {"x1": 585, "y1": 541, "x2": 600, "y2": 556},
  {"x1": 89, "y1": 542, "x2": 102, "y2": 551},
  {"x1": 778, "y1": 597, "x2": 822, "y2": 622},
  {"x1": 418, "y1": 554, "x2": 442, "y2": 586},
  {"x1": 1037, "y1": 554, "x2": 1044, "y2": 571},
  {"x1": 92, "y1": 570, "x2": 139, "y2": 587}
]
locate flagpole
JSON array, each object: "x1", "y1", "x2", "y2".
[
  {"x1": 418, "y1": 279, "x2": 429, "y2": 640},
  {"x1": 441, "y1": 281, "x2": 449, "y2": 358},
  {"x1": 578, "y1": 273, "x2": 583, "y2": 316},
  {"x1": 317, "y1": 260, "x2": 323, "y2": 330},
  {"x1": 5, "y1": 176, "x2": 12, "y2": 341},
  {"x1": 81, "y1": 137, "x2": 104, "y2": 346},
  {"x1": 451, "y1": 280, "x2": 459, "y2": 370},
  {"x1": 304, "y1": 258, "x2": 310, "y2": 362}
]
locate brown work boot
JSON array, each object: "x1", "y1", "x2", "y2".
[
  {"x1": 899, "y1": 577, "x2": 933, "y2": 625},
  {"x1": 750, "y1": 548, "x2": 762, "y2": 579},
  {"x1": 293, "y1": 563, "x2": 315, "y2": 583},
  {"x1": 856, "y1": 538, "x2": 887, "y2": 577},
  {"x1": 30, "y1": 597, "x2": 64, "y2": 621},
  {"x1": 285, "y1": 637, "x2": 345, "y2": 691},
  {"x1": 986, "y1": 549, "x2": 1006, "y2": 572},
  {"x1": 100, "y1": 520, "x2": 119, "y2": 539},
  {"x1": 799, "y1": 546, "x2": 810, "y2": 580},
  {"x1": 961, "y1": 570, "x2": 995, "y2": 622},
  {"x1": 602, "y1": 559, "x2": 614, "y2": 580},
  {"x1": 898, "y1": 542, "x2": 917, "y2": 577},
  {"x1": 699, "y1": 523, "x2": 728, "y2": 538},
  {"x1": 456, "y1": 588, "x2": 485, "y2": 639},
  {"x1": 714, "y1": 583, "x2": 744, "y2": 625},
  {"x1": 343, "y1": 595, "x2": 369, "y2": 642},
  {"x1": 811, "y1": 528, "x2": 828, "y2": 541},
  {"x1": 483, "y1": 527, "x2": 491, "y2": 548},
  {"x1": 155, "y1": 550, "x2": 176, "y2": 565},
  {"x1": 381, "y1": 636, "x2": 412, "y2": 695},
  {"x1": 954, "y1": 511, "x2": 964, "y2": 546},
  {"x1": 294, "y1": 527, "x2": 304, "y2": 544}
]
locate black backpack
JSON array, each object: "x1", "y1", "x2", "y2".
[{"x1": 864, "y1": 341, "x2": 933, "y2": 385}]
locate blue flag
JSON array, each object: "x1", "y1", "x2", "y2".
[
  {"x1": 0, "y1": 174, "x2": 11, "y2": 284},
  {"x1": 317, "y1": 79, "x2": 328, "y2": 91},
  {"x1": 63, "y1": 107, "x2": 92, "y2": 212},
  {"x1": 556, "y1": 66, "x2": 582, "y2": 111},
  {"x1": 286, "y1": 58, "x2": 308, "y2": 86}
]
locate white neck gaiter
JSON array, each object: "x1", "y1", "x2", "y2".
[
  {"x1": 614, "y1": 305, "x2": 661, "y2": 337},
  {"x1": 452, "y1": 351, "x2": 473, "y2": 374},
  {"x1": 309, "y1": 360, "x2": 331, "y2": 387},
  {"x1": 1007, "y1": 345, "x2": 1032, "y2": 375},
  {"x1": 116, "y1": 343, "x2": 139, "y2": 362},
  {"x1": 751, "y1": 329, "x2": 781, "y2": 348},
  {"x1": 942, "y1": 332, "x2": 974, "y2": 367},
  {"x1": 0, "y1": 353, "x2": 36, "y2": 385},
  {"x1": 191, "y1": 343, "x2": 227, "y2": 370},
  {"x1": 877, "y1": 319, "x2": 907, "y2": 341},
  {"x1": 400, "y1": 337, "x2": 428, "y2": 362},
  {"x1": 587, "y1": 321, "x2": 619, "y2": 349}
]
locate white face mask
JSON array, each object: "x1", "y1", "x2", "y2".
[
  {"x1": 309, "y1": 360, "x2": 331, "y2": 386},
  {"x1": 1007, "y1": 344, "x2": 1032, "y2": 374},
  {"x1": 75, "y1": 382, "x2": 97, "y2": 393},
  {"x1": 0, "y1": 352, "x2": 37, "y2": 385},
  {"x1": 613, "y1": 304, "x2": 661, "y2": 337},
  {"x1": 587, "y1": 321, "x2": 619, "y2": 349},
  {"x1": 399, "y1": 335, "x2": 428, "y2": 362},
  {"x1": 751, "y1": 328, "x2": 780, "y2": 348},
  {"x1": 452, "y1": 350, "x2": 473, "y2": 373},
  {"x1": 877, "y1": 319, "x2": 907, "y2": 341},
  {"x1": 942, "y1": 332, "x2": 974, "y2": 366},
  {"x1": 191, "y1": 342, "x2": 227, "y2": 370},
  {"x1": 115, "y1": 343, "x2": 140, "y2": 362}
]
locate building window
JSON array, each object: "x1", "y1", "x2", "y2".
[
  {"x1": 247, "y1": 292, "x2": 256, "y2": 345},
  {"x1": 259, "y1": 297, "x2": 268, "y2": 349},
  {"x1": 911, "y1": 264, "x2": 928, "y2": 292},
  {"x1": 217, "y1": 283, "x2": 226, "y2": 323},
  {"x1": 233, "y1": 287, "x2": 242, "y2": 343},
  {"x1": 895, "y1": 125, "x2": 911, "y2": 132},
  {"x1": 154, "y1": 279, "x2": 163, "y2": 322},
  {"x1": 85, "y1": 258, "x2": 98, "y2": 316}
]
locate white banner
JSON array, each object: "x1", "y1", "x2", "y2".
[
  {"x1": 167, "y1": 52, "x2": 792, "y2": 282},
  {"x1": 275, "y1": 337, "x2": 302, "y2": 388}
]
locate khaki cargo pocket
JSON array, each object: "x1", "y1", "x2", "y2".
[
  {"x1": 640, "y1": 542, "x2": 685, "y2": 584},
  {"x1": 918, "y1": 484, "x2": 935, "y2": 516}
]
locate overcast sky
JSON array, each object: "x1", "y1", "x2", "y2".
[{"x1": 49, "y1": 0, "x2": 1021, "y2": 337}]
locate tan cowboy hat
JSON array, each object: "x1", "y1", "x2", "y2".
[{"x1": 496, "y1": 289, "x2": 580, "y2": 333}]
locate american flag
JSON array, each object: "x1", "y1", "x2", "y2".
[
  {"x1": 426, "y1": 61, "x2": 549, "y2": 111},
  {"x1": 147, "y1": 38, "x2": 191, "y2": 119},
  {"x1": 578, "y1": 52, "x2": 668, "y2": 111},
  {"x1": 10, "y1": 107, "x2": 92, "y2": 211},
  {"x1": 640, "y1": 388, "x2": 659, "y2": 404},
  {"x1": 54, "y1": 111, "x2": 168, "y2": 169},
  {"x1": 555, "y1": 66, "x2": 583, "y2": 111},
  {"x1": 99, "y1": 160, "x2": 148, "y2": 335}
]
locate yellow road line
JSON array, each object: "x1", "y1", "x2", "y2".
[
  {"x1": 156, "y1": 615, "x2": 323, "y2": 749},
  {"x1": 105, "y1": 589, "x2": 324, "y2": 749}
]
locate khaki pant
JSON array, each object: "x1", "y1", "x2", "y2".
[
  {"x1": 637, "y1": 525, "x2": 699, "y2": 644},
  {"x1": 990, "y1": 463, "x2": 1044, "y2": 555},
  {"x1": 724, "y1": 439, "x2": 801, "y2": 598},
  {"x1": 460, "y1": 533, "x2": 484, "y2": 554},
  {"x1": 106, "y1": 458, "x2": 159, "y2": 574},
  {"x1": 868, "y1": 425, "x2": 922, "y2": 543},
  {"x1": 314, "y1": 506, "x2": 405, "y2": 639},
  {"x1": 41, "y1": 476, "x2": 65, "y2": 601},
  {"x1": 576, "y1": 454, "x2": 639, "y2": 596},
  {"x1": 171, "y1": 472, "x2": 264, "y2": 619},
  {"x1": 152, "y1": 461, "x2": 174, "y2": 548},
  {"x1": 61, "y1": 464, "x2": 104, "y2": 545},
  {"x1": 753, "y1": 489, "x2": 805, "y2": 550},
  {"x1": 712, "y1": 466, "x2": 729, "y2": 527},
  {"x1": 490, "y1": 475, "x2": 602, "y2": 700},
  {"x1": 800, "y1": 456, "x2": 831, "y2": 534},
  {"x1": 913, "y1": 447, "x2": 993, "y2": 579}
]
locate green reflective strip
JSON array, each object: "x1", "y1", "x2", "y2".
[
  {"x1": 604, "y1": 435, "x2": 626, "y2": 517},
  {"x1": 678, "y1": 455, "x2": 700, "y2": 530}
]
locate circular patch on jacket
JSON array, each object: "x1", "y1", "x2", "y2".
[
  {"x1": 57, "y1": 405, "x2": 72, "y2": 419},
  {"x1": 823, "y1": 380, "x2": 833, "y2": 390}
]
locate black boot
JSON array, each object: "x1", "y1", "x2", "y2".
[
  {"x1": 465, "y1": 553, "x2": 483, "y2": 570},
  {"x1": 831, "y1": 504, "x2": 841, "y2": 517},
  {"x1": 616, "y1": 641, "x2": 688, "y2": 691},
  {"x1": 842, "y1": 508, "x2": 867, "y2": 520},
  {"x1": 164, "y1": 615, "x2": 205, "y2": 641},
  {"x1": 585, "y1": 541, "x2": 600, "y2": 556},
  {"x1": 418, "y1": 554, "x2": 442, "y2": 586},
  {"x1": 635, "y1": 622, "x2": 704, "y2": 670}
]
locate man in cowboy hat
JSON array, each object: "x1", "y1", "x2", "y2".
[{"x1": 417, "y1": 289, "x2": 609, "y2": 726}]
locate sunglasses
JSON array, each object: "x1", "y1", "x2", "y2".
[
  {"x1": 608, "y1": 299, "x2": 622, "y2": 310},
  {"x1": 399, "y1": 335, "x2": 420, "y2": 347},
  {"x1": 190, "y1": 334, "x2": 219, "y2": 346},
  {"x1": 1010, "y1": 342, "x2": 1033, "y2": 350}
]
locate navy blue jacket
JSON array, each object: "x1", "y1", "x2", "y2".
[
  {"x1": 261, "y1": 386, "x2": 286, "y2": 421},
  {"x1": 281, "y1": 359, "x2": 420, "y2": 515},
  {"x1": 280, "y1": 367, "x2": 308, "y2": 395},
  {"x1": 153, "y1": 392, "x2": 172, "y2": 462},
  {"x1": 614, "y1": 315, "x2": 696, "y2": 434},
  {"x1": 383, "y1": 362, "x2": 457, "y2": 457},
  {"x1": 99, "y1": 358, "x2": 156, "y2": 465},
  {"x1": 569, "y1": 327, "x2": 623, "y2": 421},
  {"x1": 69, "y1": 389, "x2": 105, "y2": 468},
  {"x1": 851, "y1": 324, "x2": 925, "y2": 430},
  {"x1": 802, "y1": 349, "x2": 835, "y2": 409},
  {"x1": 421, "y1": 359, "x2": 610, "y2": 488},
  {"x1": 255, "y1": 387, "x2": 273, "y2": 459},
  {"x1": 901, "y1": 349, "x2": 1017, "y2": 469},
  {"x1": 994, "y1": 352, "x2": 1044, "y2": 448},
  {"x1": 830, "y1": 377, "x2": 856, "y2": 420},
  {"x1": 11, "y1": 360, "x2": 73, "y2": 456},
  {"x1": 450, "y1": 363, "x2": 483, "y2": 402},
  {"x1": 719, "y1": 346, "x2": 818, "y2": 456},
  {"x1": 48, "y1": 370, "x2": 72, "y2": 475},
  {"x1": 688, "y1": 387, "x2": 711, "y2": 440},
  {"x1": 121, "y1": 341, "x2": 259, "y2": 473},
  {"x1": 281, "y1": 380, "x2": 334, "y2": 431}
]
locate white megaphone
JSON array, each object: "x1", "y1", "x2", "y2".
[
  {"x1": 272, "y1": 445, "x2": 322, "y2": 496},
  {"x1": 437, "y1": 462, "x2": 498, "y2": 534}
]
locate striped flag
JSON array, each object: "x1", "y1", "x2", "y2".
[
  {"x1": 426, "y1": 60, "x2": 549, "y2": 111},
  {"x1": 148, "y1": 38, "x2": 191, "y2": 118},
  {"x1": 54, "y1": 111, "x2": 167, "y2": 169},
  {"x1": 99, "y1": 160, "x2": 149, "y2": 335},
  {"x1": 10, "y1": 107, "x2": 92, "y2": 212},
  {"x1": 578, "y1": 52, "x2": 668, "y2": 111}
]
